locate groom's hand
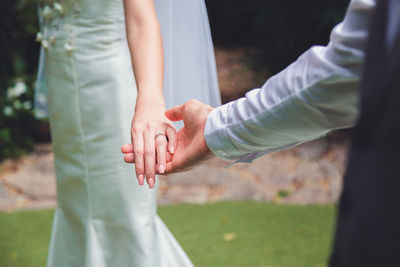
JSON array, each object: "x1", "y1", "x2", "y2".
[{"x1": 164, "y1": 100, "x2": 214, "y2": 173}]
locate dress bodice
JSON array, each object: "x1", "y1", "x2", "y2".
[{"x1": 37, "y1": 0, "x2": 125, "y2": 53}]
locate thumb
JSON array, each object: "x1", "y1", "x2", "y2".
[
  {"x1": 165, "y1": 162, "x2": 173, "y2": 173},
  {"x1": 165, "y1": 104, "x2": 184, "y2": 121}
]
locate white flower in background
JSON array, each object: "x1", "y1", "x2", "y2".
[
  {"x1": 7, "y1": 81, "x2": 27, "y2": 99},
  {"x1": 14, "y1": 81, "x2": 27, "y2": 96},
  {"x1": 3, "y1": 106, "x2": 13, "y2": 117},
  {"x1": 13, "y1": 100, "x2": 22, "y2": 110},
  {"x1": 23, "y1": 101, "x2": 32, "y2": 110}
]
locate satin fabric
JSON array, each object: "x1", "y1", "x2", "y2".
[{"x1": 36, "y1": 0, "x2": 220, "y2": 266}]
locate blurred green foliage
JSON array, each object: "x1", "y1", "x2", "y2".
[
  {"x1": 1, "y1": 0, "x2": 40, "y2": 90},
  {"x1": 0, "y1": 0, "x2": 46, "y2": 160},
  {"x1": 205, "y1": 0, "x2": 348, "y2": 73}
]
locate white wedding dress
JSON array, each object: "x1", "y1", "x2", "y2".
[{"x1": 35, "y1": 0, "x2": 221, "y2": 266}]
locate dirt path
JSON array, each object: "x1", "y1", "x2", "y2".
[{"x1": 0, "y1": 133, "x2": 348, "y2": 211}]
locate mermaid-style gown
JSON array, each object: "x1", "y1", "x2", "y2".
[{"x1": 35, "y1": 0, "x2": 220, "y2": 266}]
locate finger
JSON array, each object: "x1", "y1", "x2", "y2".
[
  {"x1": 132, "y1": 133, "x2": 145, "y2": 186},
  {"x1": 121, "y1": 144, "x2": 134, "y2": 154},
  {"x1": 144, "y1": 131, "x2": 156, "y2": 188},
  {"x1": 165, "y1": 147, "x2": 181, "y2": 173},
  {"x1": 155, "y1": 135, "x2": 167, "y2": 174},
  {"x1": 165, "y1": 104, "x2": 184, "y2": 121},
  {"x1": 166, "y1": 152, "x2": 173, "y2": 162},
  {"x1": 165, "y1": 161, "x2": 186, "y2": 174},
  {"x1": 166, "y1": 126, "x2": 177, "y2": 154},
  {"x1": 165, "y1": 157, "x2": 193, "y2": 174},
  {"x1": 124, "y1": 153, "x2": 135, "y2": 163},
  {"x1": 165, "y1": 162, "x2": 174, "y2": 173}
]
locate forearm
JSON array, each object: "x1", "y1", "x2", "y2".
[
  {"x1": 205, "y1": 0, "x2": 375, "y2": 161},
  {"x1": 123, "y1": 0, "x2": 172, "y2": 186},
  {"x1": 124, "y1": 0, "x2": 165, "y2": 108}
]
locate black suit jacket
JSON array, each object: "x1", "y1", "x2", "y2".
[{"x1": 330, "y1": 0, "x2": 400, "y2": 266}]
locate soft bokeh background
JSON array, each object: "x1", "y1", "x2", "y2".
[{"x1": 1, "y1": 1, "x2": 350, "y2": 266}]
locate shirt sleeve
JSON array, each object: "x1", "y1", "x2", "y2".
[{"x1": 204, "y1": 0, "x2": 376, "y2": 161}]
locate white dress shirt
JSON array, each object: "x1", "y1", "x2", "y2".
[{"x1": 204, "y1": 0, "x2": 376, "y2": 162}]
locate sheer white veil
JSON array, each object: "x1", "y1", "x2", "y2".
[
  {"x1": 34, "y1": 9, "x2": 49, "y2": 119},
  {"x1": 154, "y1": 0, "x2": 220, "y2": 106}
]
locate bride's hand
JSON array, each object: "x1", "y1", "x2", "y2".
[{"x1": 127, "y1": 95, "x2": 177, "y2": 188}]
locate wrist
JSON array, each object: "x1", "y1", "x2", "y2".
[{"x1": 135, "y1": 93, "x2": 165, "y2": 111}]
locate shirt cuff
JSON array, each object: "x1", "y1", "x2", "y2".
[
  {"x1": 204, "y1": 103, "x2": 241, "y2": 161},
  {"x1": 204, "y1": 102, "x2": 303, "y2": 164}
]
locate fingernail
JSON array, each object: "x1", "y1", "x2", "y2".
[
  {"x1": 170, "y1": 146, "x2": 175, "y2": 154},
  {"x1": 159, "y1": 164, "x2": 165, "y2": 174},
  {"x1": 138, "y1": 175, "x2": 144, "y2": 185},
  {"x1": 148, "y1": 178, "x2": 154, "y2": 188}
]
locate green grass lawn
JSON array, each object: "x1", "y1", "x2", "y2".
[{"x1": 0, "y1": 202, "x2": 335, "y2": 267}]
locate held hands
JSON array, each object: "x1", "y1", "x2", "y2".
[
  {"x1": 122, "y1": 94, "x2": 177, "y2": 188},
  {"x1": 122, "y1": 100, "x2": 214, "y2": 186}
]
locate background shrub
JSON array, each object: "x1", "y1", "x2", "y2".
[
  {"x1": 0, "y1": 0, "x2": 45, "y2": 160},
  {"x1": 205, "y1": 0, "x2": 348, "y2": 73}
]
